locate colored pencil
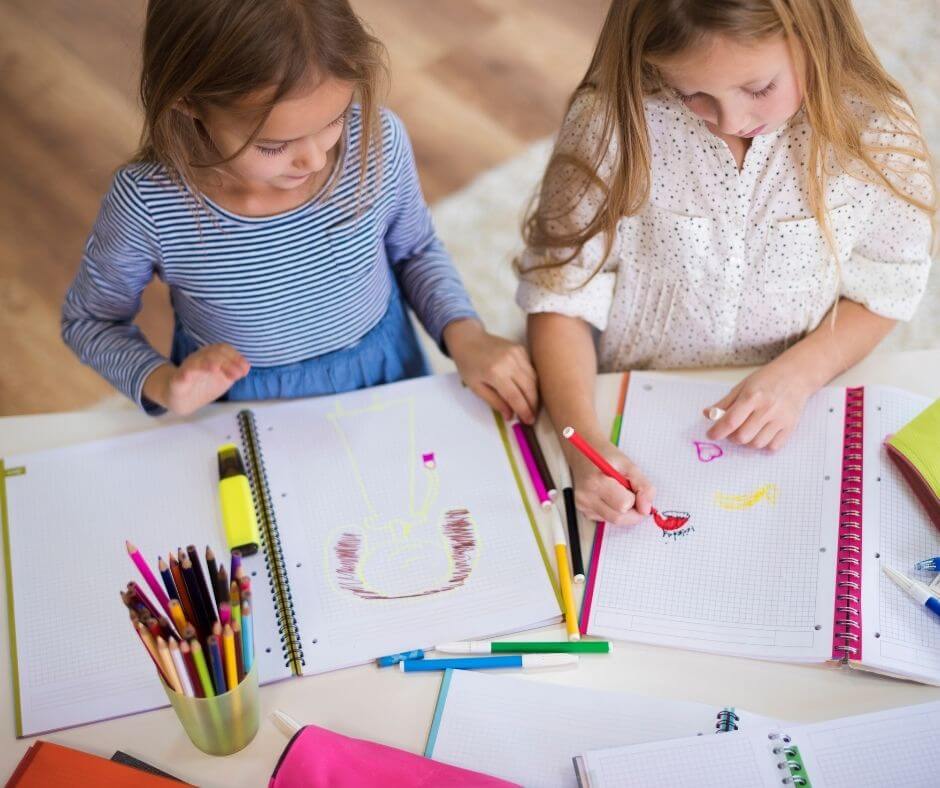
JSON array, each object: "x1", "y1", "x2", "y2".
[
  {"x1": 145, "y1": 617, "x2": 162, "y2": 640},
  {"x1": 126, "y1": 541, "x2": 172, "y2": 616},
  {"x1": 169, "y1": 638, "x2": 194, "y2": 697},
  {"x1": 179, "y1": 639, "x2": 202, "y2": 697},
  {"x1": 190, "y1": 639, "x2": 215, "y2": 698},
  {"x1": 207, "y1": 635, "x2": 226, "y2": 695},
  {"x1": 169, "y1": 553, "x2": 197, "y2": 632},
  {"x1": 230, "y1": 582, "x2": 242, "y2": 631},
  {"x1": 512, "y1": 422, "x2": 551, "y2": 508},
  {"x1": 559, "y1": 462, "x2": 585, "y2": 583},
  {"x1": 230, "y1": 550, "x2": 242, "y2": 586},
  {"x1": 127, "y1": 582, "x2": 161, "y2": 621},
  {"x1": 219, "y1": 602, "x2": 231, "y2": 627},
  {"x1": 134, "y1": 622, "x2": 169, "y2": 684},
  {"x1": 205, "y1": 545, "x2": 221, "y2": 607},
  {"x1": 551, "y1": 505, "x2": 580, "y2": 641},
  {"x1": 158, "y1": 557, "x2": 180, "y2": 602},
  {"x1": 156, "y1": 636, "x2": 182, "y2": 693},
  {"x1": 187, "y1": 544, "x2": 217, "y2": 625},
  {"x1": 241, "y1": 599, "x2": 254, "y2": 674},
  {"x1": 168, "y1": 599, "x2": 188, "y2": 634},
  {"x1": 181, "y1": 556, "x2": 210, "y2": 636},
  {"x1": 222, "y1": 624, "x2": 238, "y2": 691},
  {"x1": 216, "y1": 565, "x2": 230, "y2": 607},
  {"x1": 157, "y1": 616, "x2": 175, "y2": 640},
  {"x1": 520, "y1": 422, "x2": 557, "y2": 500},
  {"x1": 237, "y1": 574, "x2": 251, "y2": 594},
  {"x1": 232, "y1": 618, "x2": 244, "y2": 682}
]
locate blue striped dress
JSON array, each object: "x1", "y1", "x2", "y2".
[{"x1": 62, "y1": 107, "x2": 478, "y2": 412}]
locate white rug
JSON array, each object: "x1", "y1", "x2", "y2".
[{"x1": 426, "y1": 0, "x2": 939, "y2": 372}]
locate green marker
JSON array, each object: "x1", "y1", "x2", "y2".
[{"x1": 435, "y1": 641, "x2": 612, "y2": 655}]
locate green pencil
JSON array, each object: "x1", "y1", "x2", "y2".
[
  {"x1": 435, "y1": 641, "x2": 612, "y2": 654},
  {"x1": 190, "y1": 639, "x2": 216, "y2": 698}
]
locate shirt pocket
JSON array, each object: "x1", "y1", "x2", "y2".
[
  {"x1": 645, "y1": 206, "x2": 717, "y2": 287},
  {"x1": 760, "y1": 204, "x2": 855, "y2": 293}
]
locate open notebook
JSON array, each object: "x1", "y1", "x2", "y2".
[
  {"x1": 425, "y1": 669, "x2": 778, "y2": 787},
  {"x1": 1, "y1": 374, "x2": 560, "y2": 736},
  {"x1": 574, "y1": 699, "x2": 940, "y2": 788},
  {"x1": 581, "y1": 373, "x2": 940, "y2": 684}
]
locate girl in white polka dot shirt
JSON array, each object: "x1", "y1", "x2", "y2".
[{"x1": 518, "y1": 0, "x2": 935, "y2": 526}]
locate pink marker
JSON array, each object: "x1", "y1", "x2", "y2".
[
  {"x1": 126, "y1": 541, "x2": 172, "y2": 616},
  {"x1": 512, "y1": 422, "x2": 551, "y2": 508}
]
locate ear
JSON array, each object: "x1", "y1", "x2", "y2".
[{"x1": 174, "y1": 98, "x2": 201, "y2": 120}]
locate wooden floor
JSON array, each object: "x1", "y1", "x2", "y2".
[{"x1": 0, "y1": 0, "x2": 606, "y2": 415}]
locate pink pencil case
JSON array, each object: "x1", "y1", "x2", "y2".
[{"x1": 269, "y1": 724, "x2": 519, "y2": 788}]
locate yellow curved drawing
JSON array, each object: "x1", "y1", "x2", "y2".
[{"x1": 713, "y1": 483, "x2": 778, "y2": 511}]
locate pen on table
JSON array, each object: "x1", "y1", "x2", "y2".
[
  {"x1": 915, "y1": 557, "x2": 940, "y2": 572},
  {"x1": 512, "y1": 422, "x2": 551, "y2": 508},
  {"x1": 376, "y1": 649, "x2": 424, "y2": 667},
  {"x1": 399, "y1": 654, "x2": 579, "y2": 672},
  {"x1": 551, "y1": 504, "x2": 580, "y2": 641},
  {"x1": 435, "y1": 641, "x2": 612, "y2": 654},
  {"x1": 126, "y1": 541, "x2": 172, "y2": 617},
  {"x1": 272, "y1": 710, "x2": 303, "y2": 737},
  {"x1": 883, "y1": 565, "x2": 940, "y2": 620},
  {"x1": 520, "y1": 422, "x2": 557, "y2": 501},
  {"x1": 558, "y1": 461, "x2": 585, "y2": 583}
]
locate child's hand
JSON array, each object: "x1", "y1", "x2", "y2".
[
  {"x1": 444, "y1": 319, "x2": 538, "y2": 424},
  {"x1": 705, "y1": 359, "x2": 813, "y2": 450},
  {"x1": 144, "y1": 344, "x2": 250, "y2": 416},
  {"x1": 568, "y1": 436, "x2": 655, "y2": 526}
]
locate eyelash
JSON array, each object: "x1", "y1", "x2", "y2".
[
  {"x1": 677, "y1": 81, "x2": 776, "y2": 102},
  {"x1": 254, "y1": 115, "x2": 346, "y2": 157}
]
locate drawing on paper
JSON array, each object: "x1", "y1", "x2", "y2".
[
  {"x1": 693, "y1": 441, "x2": 723, "y2": 463},
  {"x1": 651, "y1": 509, "x2": 694, "y2": 539},
  {"x1": 713, "y1": 483, "x2": 778, "y2": 511},
  {"x1": 324, "y1": 397, "x2": 479, "y2": 600}
]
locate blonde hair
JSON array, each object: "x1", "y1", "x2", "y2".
[
  {"x1": 522, "y1": 0, "x2": 935, "y2": 280},
  {"x1": 132, "y1": 0, "x2": 387, "y2": 206}
]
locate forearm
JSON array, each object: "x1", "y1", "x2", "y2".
[
  {"x1": 528, "y1": 312, "x2": 604, "y2": 453},
  {"x1": 776, "y1": 298, "x2": 896, "y2": 391}
]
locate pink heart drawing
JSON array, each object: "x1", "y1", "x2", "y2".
[{"x1": 694, "y1": 441, "x2": 723, "y2": 463}]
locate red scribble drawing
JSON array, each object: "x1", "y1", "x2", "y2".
[
  {"x1": 422, "y1": 452, "x2": 436, "y2": 469},
  {"x1": 333, "y1": 508, "x2": 476, "y2": 599},
  {"x1": 693, "y1": 441, "x2": 723, "y2": 463},
  {"x1": 652, "y1": 510, "x2": 691, "y2": 531}
]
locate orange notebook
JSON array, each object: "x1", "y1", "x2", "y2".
[{"x1": 6, "y1": 741, "x2": 192, "y2": 787}]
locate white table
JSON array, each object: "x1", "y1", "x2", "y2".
[{"x1": 2, "y1": 349, "x2": 939, "y2": 786}]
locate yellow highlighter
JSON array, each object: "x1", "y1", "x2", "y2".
[{"x1": 217, "y1": 444, "x2": 261, "y2": 556}]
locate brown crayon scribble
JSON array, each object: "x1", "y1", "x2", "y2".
[{"x1": 333, "y1": 508, "x2": 477, "y2": 600}]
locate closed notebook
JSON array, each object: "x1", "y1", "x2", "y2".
[
  {"x1": 1, "y1": 374, "x2": 560, "y2": 737},
  {"x1": 6, "y1": 740, "x2": 191, "y2": 787},
  {"x1": 573, "y1": 699, "x2": 940, "y2": 788},
  {"x1": 580, "y1": 373, "x2": 940, "y2": 685},
  {"x1": 425, "y1": 669, "x2": 779, "y2": 788},
  {"x1": 885, "y1": 397, "x2": 940, "y2": 529}
]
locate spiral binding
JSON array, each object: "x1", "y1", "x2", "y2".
[
  {"x1": 768, "y1": 732, "x2": 810, "y2": 786},
  {"x1": 237, "y1": 410, "x2": 305, "y2": 675},
  {"x1": 715, "y1": 707, "x2": 739, "y2": 733},
  {"x1": 832, "y1": 387, "x2": 864, "y2": 663}
]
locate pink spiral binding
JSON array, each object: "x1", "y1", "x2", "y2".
[{"x1": 832, "y1": 387, "x2": 864, "y2": 661}]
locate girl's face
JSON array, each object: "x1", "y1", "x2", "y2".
[
  {"x1": 655, "y1": 33, "x2": 803, "y2": 139},
  {"x1": 197, "y1": 76, "x2": 355, "y2": 192}
]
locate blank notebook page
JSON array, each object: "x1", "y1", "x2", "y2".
[
  {"x1": 586, "y1": 373, "x2": 844, "y2": 661},
  {"x1": 3, "y1": 414, "x2": 288, "y2": 736},
  {"x1": 426, "y1": 669, "x2": 776, "y2": 788},
  {"x1": 250, "y1": 374, "x2": 560, "y2": 674},
  {"x1": 859, "y1": 386, "x2": 940, "y2": 683}
]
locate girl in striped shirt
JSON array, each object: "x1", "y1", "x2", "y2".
[{"x1": 63, "y1": 0, "x2": 537, "y2": 422}]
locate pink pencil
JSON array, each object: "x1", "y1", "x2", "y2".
[
  {"x1": 512, "y1": 422, "x2": 551, "y2": 508},
  {"x1": 126, "y1": 541, "x2": 172, "y2": 616}
]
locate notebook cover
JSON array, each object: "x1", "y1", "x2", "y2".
[
  {"x1": 886, "y1": 398, "x2": 940, "y2": 530},
  {"x1": 1, "y1": 459, "x2": 25, "y2": 737}
]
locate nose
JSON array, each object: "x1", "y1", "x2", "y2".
[
  {"x1": 293, "y1": 140, "x2": 327, "y2": 173},
  {"x1": 716, "y1": 103, "x2": 751, "y2": 137}
]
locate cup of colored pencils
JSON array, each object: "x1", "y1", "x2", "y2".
[{"x1": 122, "y1": 541, "x2": 259, "y2": 756}]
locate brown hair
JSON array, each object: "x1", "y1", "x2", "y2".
[
  {"x1": 131, "y1": 0, "x2": 387, "y2": 204},
  {"x1": 521, "y1": 0, "x2": 935, "y2": 281}
]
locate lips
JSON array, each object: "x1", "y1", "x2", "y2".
[{"x1": 742, "y1": 124, "x2": 766, "y2": 138}]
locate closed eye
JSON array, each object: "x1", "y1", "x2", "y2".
[
  {"x1": 750, "y1": 81, "x2": 776, "y2": 99},
  {"x1": 256, "y1": 143, "x2": 287, "y2": 157}
]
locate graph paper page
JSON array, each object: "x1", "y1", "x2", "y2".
[
  {"x1": 254, "y1": 374, "x2": 560, "y2": 674},
  {"x1": 586, "y1": 373, "x2": 843, "y2": 660},
  {"x1": 858, "y1": 386, "x2": 940, "y2": 684},
  {"x1": 2, "y1": 413, "x2": 290, "y2": 736},
  {"x1": 427, "y1": 669, "x2": 777, "y2": 788}
]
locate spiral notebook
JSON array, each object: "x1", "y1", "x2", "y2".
[
  {"x1": 580, "y1": 373, "x2": 940, "y2": 684},
  {"x1": 573, "y1": 699, "x2": 940, "y2": 787},
  {"x1": 425, "y1": 669, "x2": 779, "y2": 787},
  {"x1": 1, "y1": 374, "x2": 561, "y2": 736}
]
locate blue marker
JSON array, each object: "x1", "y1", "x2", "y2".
[
  {"x1": 883, "y1": 566, "x2": 940, "y2": 620},
  {"x1": 914, "y1": 557, "x2": 940, "y2": 572},
  {"x1": 399, "y1": 654, "x2": 578, "y2": 672},
  {"x1": 377, "y1": 649, "x2": 424, "y2": 667}
]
